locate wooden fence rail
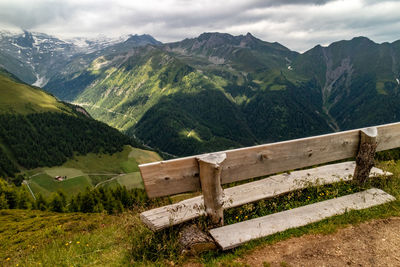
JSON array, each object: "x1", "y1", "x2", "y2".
[{"x1": 140, "y1": 122, "x2": 400, "y2": 198}]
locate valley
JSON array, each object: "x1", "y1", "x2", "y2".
[
  {"x1": 23, "y1": 145, "x2": 161, "y2": 198},
  {"x1": 2, "y1": 28, "x2": 400, "y2": 267},
  {"x1": 0, "y1": 66, "x2": 162, "y2": 199},
  {"x1": 2, "y1": 29, "x2": 400, "y2": 196},
  {"x1": 2, "y1": 31, "x2": 398, "y2": 157}
]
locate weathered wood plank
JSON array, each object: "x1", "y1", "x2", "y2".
[
  {"x1": 140, "y1": 122, "x2": 400, "y2": 198},
  {"x1": 197, "y1": 153, "x2": 226, "y2": 226},
  {"x1": 209, "y1": 188, "x2": 396, "y2": 250},
  {"x1": 354, "y1": 127, "x2": 378, "y2": 184},
  {"x1": 140, "y1": 162, "x2": 392, "y2": 231}
]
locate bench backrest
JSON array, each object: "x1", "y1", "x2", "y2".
[{"x1": 139, "y1": 122, "x2": 400, "y2": 198}]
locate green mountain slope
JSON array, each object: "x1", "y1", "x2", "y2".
[
  {"x1": 43, "y1": 34, "x2": 162, "y2": 101},
  {"x1": 292, "y1": 37, "x2": 400, "y2": 130},
  {"x1": 44, "y1": 33, "x2": 333, "y2": 156},
  {"x1": 0, "y1": 68, "x2": 72, "y2": 114},
  {"x1": 14, "y1": 32, "x2": 400, "y2": 157},
  {"x1": 0, "y1": 68, "x2": 136, "y2": 178}
]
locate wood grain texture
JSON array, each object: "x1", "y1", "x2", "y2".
[
  {"x1": 178, "y1": 225, "x2": 216, "y2": 255},
  {"x1": 197, "y1": 153, "x2": 226, "y2": 226},
  {"x1": 140, "y1": 162, "x2": 392, "y2": 231},
  {"x1": 209, "y1": 188, "x2": 396, "y2": 250},
  {"x1": 140, "y1": 122, "x2": 400, "y2": 198},
  {"x1": 354, "y1": 127, "x2": 378, "y2": 184}
]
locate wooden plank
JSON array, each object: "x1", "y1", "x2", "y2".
[
  {"x1": 209, "y1": 188, "x2": 396, "y2": 250},
  {"x1": 140, "y1": 161, "x2": 392, "y2": 231},
  {"x1": 197, "y1": 153, "x2": 226, "y2": 226},
  {"x1": 354, "y1": 127, "x2": 378, "y2": 184},
  {"x1": 140, "y1": 122, "x2": 400, "y2": 198}
]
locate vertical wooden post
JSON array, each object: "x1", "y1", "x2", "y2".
[
  {"x1": 196, "y1": 153, "x2": 226, "y2": 227},
  {"x1": 353, "y1": 127, "x2": 378, "y2": 184}
]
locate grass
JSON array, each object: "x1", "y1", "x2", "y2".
[
  {"x1": 269, "y1": 84, "x2": 286, "y2": 91},
  {"x1": 0, "y1": 209, "x2": 133, "y2": 266},
  {"x1": 28, "y1": 174, "x2": 92, "y2": 197},
  {"x1": 3, "y1": 159, "x2": 400, "y2": 266},
  {"x1": 0, "y1": 74, "x2": 70, "y2": 115},
  {"x1": 43, "y1": 168, "x2": 85, "y2": 179},
  {"x1": 116, "y1": 173, "x2": 143, "y2": 189},
  {"x1": 23, "y1": 145, "x2": 162, "y2": 198},
  {"x1": 376, "y1": 81, "x2": 388, "y2": 95},
  {"x1": 195, "y1": 160, "x2": 400, "y2": 266}
]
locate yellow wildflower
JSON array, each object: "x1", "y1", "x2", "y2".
[
  {"x1": 76, "y1": 241, "x2": 80, "y2": 244},
  {"x1": 6, "y1": 257, "x2": 10, "y2": 261}
]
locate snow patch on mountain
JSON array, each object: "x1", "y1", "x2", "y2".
[{"x1": 32, "y1": 74, "x2": 48, "y2": 87}]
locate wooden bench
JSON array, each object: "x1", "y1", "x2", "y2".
[{"x1": 139, "y1": 123, "x2": 399, "y2": 249}]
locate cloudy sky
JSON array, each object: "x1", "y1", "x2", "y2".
[{"x1": 0, "y1": 0, "x2": 399, "y2": 52}]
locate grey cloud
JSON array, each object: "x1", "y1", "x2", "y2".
[
  {"x1": 0, "y1": 0, "x2": 399, "y2": 52},
  {"x1": 0, "y1": 1, "x2": 76, "y2": 29}
]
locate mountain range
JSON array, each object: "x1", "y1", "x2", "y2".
[{"x1": 1, "y1": 30, "x2": 400, "y2": 156}]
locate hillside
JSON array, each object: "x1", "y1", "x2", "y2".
[
  {"x1": 0, "y1": 67, "x2": 73, "y2": 114},
  {"x1": 0, "y1": 30, "x2": 161, "y2": 88},
  {"x1": 1, "y1": 158, "x2": 400, "y2": 266},
  {"x1": 292, "y1": 37, "x2": 400, "y2": 130},
  {"x1": 3, "y1": 32, "x2": 400, "y2": 157},
  {"x1": 46, "y1": 33, "x2": 334, "y2": 156},
  {"x1": 0, "y1": 67, "x2": 141, "y2": 181},
  {"x1": 25, "y1": 145, "x2": 162, "y2": 198},
  {"x1": 67, "y1": 35, "x2": 400, "y2": 156}
]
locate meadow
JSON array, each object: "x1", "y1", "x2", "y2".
[
  {"x1": 1, "y1": 158, "x2": 400, "y2": 266},
  {"x1": 22, "y1": 145, "x2": 162, "y2": 198}
]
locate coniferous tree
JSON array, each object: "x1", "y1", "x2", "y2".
[
  {"x1": 49, "y1": 193, "x2": 65, "y2": 212},
  {"x1": 80, "y1": 188, "x2": 95, "y2": 213},
  {"x1": 0, "y1": 193, "x2": 8, "y2": 209},
  {"x1": 35, "y1": 193, "x2": 47, "y2": 211}
]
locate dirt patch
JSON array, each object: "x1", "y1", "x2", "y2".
[
  {"x1": 238, "y1": 217, "x2": 400, "y2": 267},
  {"x1": 185, "y1": 217, "x2": 400, "y2": 266}
]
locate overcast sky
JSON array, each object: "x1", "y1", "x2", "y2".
[{"x1": 0, "y1": 0, "x2": 399, "y2": 52}]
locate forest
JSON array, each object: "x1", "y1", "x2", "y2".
[
  {"x1": 0, "y1": 178, "x2": 154, "y2": 214},
  {"x1": 0, "y1": 112, "x2": 136, "y2": 178}
]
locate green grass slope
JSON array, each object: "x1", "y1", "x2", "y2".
[
  {"x1": 1, "y1": 157, "x2": 400, "y2": 266},
  {"x1": 49, "y1": 34, "x2": 333, "y2": 156},
  {"x1": 24, "y1": 145, "x2": 162, "y2": 197},
  {"x1": 0, "y1": 68, "x2": 71, "y2": 115},
  {"x1": 0, "y1": 67, "x2": 159, "y2": 187},
  {"x1": 293, "y1": 37, "x2": 400, "y2": 130}
]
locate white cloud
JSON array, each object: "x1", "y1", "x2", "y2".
[{"x1": 0, "y1": 0, "x2": 399, "y2": 52}]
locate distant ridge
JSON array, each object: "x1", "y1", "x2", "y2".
[{"x1": 2, "y1": 30, "x2": 400, "y2": 157}]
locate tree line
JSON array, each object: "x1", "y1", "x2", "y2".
[
  {"x1": 0, "y1": 112, "x2": 138, "y2": 178},
  {"x1": 0, "y1": 178, "x2": 160, "y2": 214}
]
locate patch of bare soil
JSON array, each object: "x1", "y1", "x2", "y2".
[
  {"x1": 238, "y1": 217, "x2": 400, "y2": 267},
  {"x1": 186, "y1": 217, "x2": 400, "y2": 267}
]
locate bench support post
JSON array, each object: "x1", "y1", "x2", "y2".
[
  {"x1": 353, "y1": 127, "x2": 378, "y2": 184},
  {"x1": 197, "y1": 153, "x2": 227, "y2": 227}
]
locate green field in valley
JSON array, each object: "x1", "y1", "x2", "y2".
[{"x1": 22, "y1": 145, "x2": 162, "y2": 198}]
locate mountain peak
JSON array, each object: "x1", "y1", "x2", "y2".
[
  {"x1": 125, "y1": 34, "x2": 162, "y2": 45},
  {"x1": 16, "y1": 29, "x2": 34, "y2": 48},
  {"x1": 351, "y1": 36, "x2": 373, "y2": 42},
  {"x1": 198, "y1": 32, "x2": 234, "y2": 41}
]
